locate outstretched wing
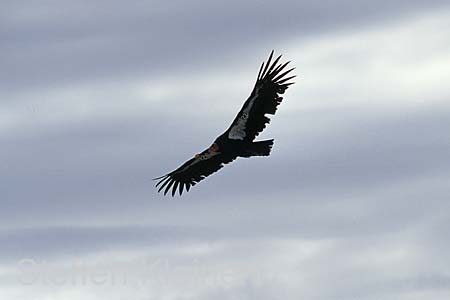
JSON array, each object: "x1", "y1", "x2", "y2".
[
  {"x1": 227, "y1": 50, "x2": 295, "y2": 141},
  {"x1": 154, "y1": 150, "x2": 237, "y2": 196}
]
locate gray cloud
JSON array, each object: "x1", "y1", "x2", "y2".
[
  {"x1": 2, "y1": 1, "x2": 450, "y2": 299},
  {"x1": 2, "y1": 105, "x2": 449, "y2": 236},
  {"x1": 2, "y1": 0, "x2": 449, "y2": 90},
  {"x1": 0, "y1": 225, "x2": 195, "y2": 263}
]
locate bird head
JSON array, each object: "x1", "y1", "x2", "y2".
[{"x1": 209, "y1": 143, "x2": 219, "y2": 153}]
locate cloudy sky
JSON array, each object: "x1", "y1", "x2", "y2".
[{"x1": 2, "y1": 1, "x2": 450, "y2": 299}]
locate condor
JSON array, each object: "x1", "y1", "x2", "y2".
[{"x1": 154, "y1": 51, "x2": 295, "y2": 196}]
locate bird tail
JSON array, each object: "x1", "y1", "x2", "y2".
[{"x1": 240, "y1": 139, "x2": 274, "y2": 157}]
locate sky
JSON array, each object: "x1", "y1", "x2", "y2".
[{"x1": 1, "y1": 0, "x2": 450, "y2": 299}]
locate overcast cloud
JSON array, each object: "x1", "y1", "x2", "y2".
[{"x1": 1, "y1": 1, "x2": 450, "y2": 299}]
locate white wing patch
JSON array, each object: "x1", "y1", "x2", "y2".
[{"x1": 228, "y1": 88, "x2": 260, "y2": 140}]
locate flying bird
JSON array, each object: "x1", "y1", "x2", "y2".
[{"x1": 154, "y1": 50, "x2": 295, "y2": 196}]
